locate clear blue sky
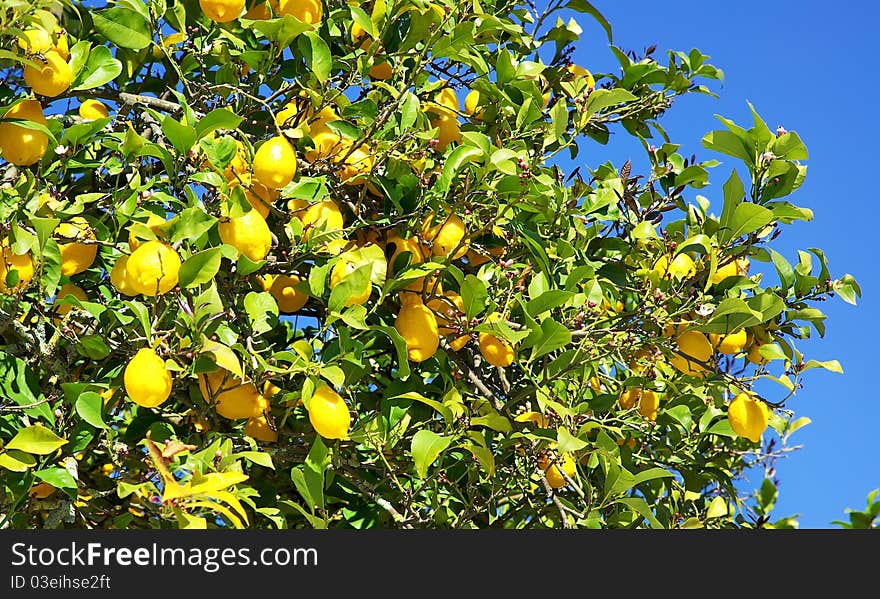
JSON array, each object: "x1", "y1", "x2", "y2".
[{"x1": 557, "y1": 0, "x2": 878, "y2": 527}]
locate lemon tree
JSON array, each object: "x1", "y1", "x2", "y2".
[{"x1": 0, "y1": 0, "x2": 861, "y2": 529}]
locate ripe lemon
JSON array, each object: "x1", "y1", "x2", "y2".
[
  {"x1": 276, "y1": 0, "x2": 322, "y2": 24},
  {"x1": 224, "y1": 139, "x2": 250, "y2": 179},
  {"x1": 538, "y1": 452, "x2": 576, "y2": 489},
  {"x1": 300, "y1": 200, "x2": 344, "y2": 240},
  {"x1": 53, "y1": 283, "x2": 87, "y2": 317},
  {"x1": 712, "y1": 257, "x2": 750, "y2": 284},
  {"x1": 126, "y1": 240, "x2": 181, "y2": 296},
  {"x1": 427, "y1": 291, "x2": 469, "y2": 350},
  {"x1": 17, "y1": 28, "x2": 54, "y2": 54},
  {"x1": 338, "y1": 145, "x2": 374, "y2": 183},
  {"x1": 23, "y1": 49, "x2": 72, "y2": 97},
  {"x1": 308, "y1": 385, "x2": 350, "y2": 439},
  {"x1": 385, "y1": 232, "x2": 424, "y2": 272},
  {"x1": 199, "y1": 0, "x2": 246, "y2": 22},
  {"x1": 0, "y1": 99, "x2": 48, "y2": 166},
  {"x1": 253, "y1": 135, "x2": 297, "y2": 189},
  {"x1": 566, "y1": 64, "x2": 596, "y2": 91},
  {"x1": 78, "y1": 99, "x2": 109, "y2": 121},
  {"x1": 199, "y1": 369, "x2": 266, "y2": 419},
  {"x1": 128, "y1": 212, "x2": 166, "y2": 251},
  {"x1": 269, "y1": 274, "x2": 309, "y2": 313},
  {"x1": 671, "y1": 330, "x2": 712, "y2": 376},
  {"x1": 478, "y1": 312, "x2": 515, "y2": 367},
  {"x1": 124, "y1": 348, "x2": 173, "y2": 408},
  {"x1": 422, "y1": 213, "x2": 468, "y2": 259},
  {"x1": 653, "y1": 253, "x2": 696, "y2": 280},
  {"x1": 228, "y1": 174, "x2": 277, "y2": 218},
  {"x1": 56, "y1": 217, "x2": 97, "y2": 276},
  {"x1": 245, "y1": 414, "x2": 278, "y2": 442},
  {"x1": 429, "y1": 111, "x2": 461, "y2": 151},
  {"x1": 244, "y1": 0, "x2": 272, "y2": 19},
  {"x1": 464, "y1": 89, "x2": 481, "y2": 118},
  {"x1": 109, "y1": 255, "x2": 136, "y2": 296},
  {"x1": 330, "y1": 252, "x2": 372, "y2": 306},
  {"x1": 709, "y1": 329, "x2": 748, "y2": 355},
  {"x1": 435, "y1": 87, "x2": 460, "y2": 112},
  {"x1": 218, "y1": 208, "x2": 272, "y2": 261},
  {"x1": 727, "y1": 391, "x2": 769, "y2": 443},
  {"x1": 0, "y1": 242, "x2": 34, "y2": 292},
  {"x1": 394, "y1": 297, "x2": 440, "y2": 362},
  {"x1": 747, "y1": 342, "x2": 769, "y2": 365}
]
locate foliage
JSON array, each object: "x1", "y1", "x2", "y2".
[{"x1": 0, "y1": 0, "x2": 860, "y2": 529}]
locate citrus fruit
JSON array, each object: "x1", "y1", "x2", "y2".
[
  {"x1": 56, "y1": 217, "x2": 97, "y2": 276},
  {"x1": 709, "y1": 329, "x2": 748, "y2": 355},
  {"x1": 228, "y1": 174, "x2": 277, "y2": 218},
  {"x1": 653, "y1": 253, "x2": 696, "y2": 280},
  {"x1": 712, "y1": 256, "x2": 750, "y2": 284},
  {"x1": 245, "y1": 414, "x2": 278, "y2": 442},
  {"x1": 252, "y1": 135, "x2": 296, "y2": 189},
  {"x1": 109, "y1": 255, "x2": 136, "y2": 296},
  {"x1": 727, "y1": 391, "x2": 769, "y2": 442},
  {"x1": 126, "y1": 240, "x2": 181, "y2": 296},
  {"x1": 464, "y1": 89, "x2": 481, "y2": 117},
  {"x1": 394, "y1": 297, "x2": 440, "y2": 362},
  {"x1": 300, "y1": 200, "x2": 344, "y2": 240},
  {"x1": 269, "y1": 274, "x2": 309, "y2": 313},
  {"x1": 308, "y1": 385, "x2": 350, "y2": 439},
  {"x1": 223, "y1": 139, "x2": 250, "y2": 179},
  {"x1": 199, "y1": 369, "x2": 265, "y2": 419},
  {"x1": 478, "y1": 312, "x2": 515, "y2": 367},
  {"x1": 124, "y1": 348, "x2": 173, "y2": 408},
  {"x1": 538, "y1": 452, "x2": 576, "y2": 489},
  {"x1": 23, "y1": 49, "x2": 71, "y2": 97},
  {"x1": 671, "y1": 330, "x2": 712, "y2": 376},
  {"x1": 0, "y1": 99, "x2": 49, "y2": 166},
  {"x1": 78, "y1": 99, "x2": 109, "y2": 121},
  {"x1": 53, "y1": 283, "x2": 87, "y2": 317},
  {"x1": 17, "y1": 28, "x2": 54, "y2": 54},
  {"x1": 218, "y1": 208, "x2": 272, "y2": 261},
  {"x1": 330, "y1": 252, "x2": 372, "y2": 306},
  {"x1": 276, "y1": 0, "x2": 322, "y2": 24},
  {"x1": 199, "y1": 0, "x2": 246, "y2": 22},
  {"x1": 422, "y1": 212, "x2": 468, "y2": 259},
  {"x1": 128, "y1": 212, "x2": 166, "y2": 251},
  {"x1": 566, "y1": 64, "x2": 596, "y2": 90},
  {"x1": 429, "y1": 111, "x2": 461, "y2": 151},
  {"x1": 0, "y1": 242, "x2": 34, "y2": 292}
]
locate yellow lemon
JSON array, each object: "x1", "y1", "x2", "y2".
[
  {"x1": 23, "y1": 49, "x2": 71, "y2": 97},
  {"x1": 538, "y1": 452, "x2": 576, "y2": 489},
  {"x1": 566, "y1": 64, "x2": 596, "y2": 91},
  {"x1": 464, "y1": 89, "x2": 481, "y2": 117},
  {"x1": 109, "y1": 255, "x2": 136, "y2": 296},
  {"x1": 709, "y1": 329, "x2": 749, "y2": 355},
  {"x1": 727, "y1": 391, "x2": 769, "y2": 443},
  {"x1": 429, "y1": 111, "x2": 461, "y2": 152},
  {"x1": 426, "y1": 291, "x2": 469, "y2": 350},
  {"x1": 0, "y1": 242, "x2": 34, "y2": 292},
  {"x1": 269, "y1": 274, "x2": 309, "y2": 313},
  {"x1": 56, "y1": 217, "x2": 97, "y2": 276},
  {"x1": 244, "y1": 0, "x2": 272, "y2": 19},
  {"x1": 199, "y1": 0, "x2": 246, "y2": 22},
  {"x1": 126, "y1": 240, "x2": 181, "y2": 296},
  {"x1": 228, "y1": 174, "x2": 277, "y2": 218},
  {"x1": 712, "y1": 257, "x2": 750, "y2": 284},
  {"x1": 128, "y1": 212, "x2": 166, "y2": 251},
  {"x1": 276, "y1": 0, "x2": 322, "y2": 24},
  {"x1": 478, "y1": 312, "x2": 515, "y2": 368},
  {"x1": 300, "y1": 200, "x2": 344, "y2": 240},
  {"x1": 435, "y1": 87, "x2": 460, "y2": 112},
  {"x1": 385, "y1": 232, "x2": 424, "y2": 272},
  {"x1": 515, "y1": 411, "x2": 547, "y2": 428},
  {"x1": 199, "y1": 370, "x2": 265, "y2": 419},
  {"x1": 671, "y1": 330, "x2": 712, "y2": 376},
  {"x1": 0, "y1": 99, "x2": 48, "y2": 166},
  {"x1": 394, "y1": 297, "x2": 440, "y2": 362},
  {"x1": 218, "y1": 208, "x2": 272, "y2": 261},
  {"x1": 124, "y1": 348, "x2": 173, "y2": 408},
  {"x1": 330, "y1": 252, "x2": 372, "y2": 306},
  {"x1": 223, "y1": 139, "x2": 250, "y2": 179},
  {"x1": 17, "y1": 28, "x2": 54, "y2": 54},
  {"x1": 422, "y1": 212, "x2": 468, "y2": 259},
  {"x1": 308, "y1": 385, "x2": 350, "y2": 439},
  {"x1": 253, "y1": 135, "x2": 296, "y2": 189},
  {"x1": 747, "y1": 342, "x2": 769, "y2": 365},
  {"x1": 653, "y1": 253, "x2": 696, "y2": 280},
  {"x1": 53, "y1": 283, "x2": 87, "y2": 317},
  {"x1": 78, "y1": 99, "x2": 109, "y2": 121},
  {"x1": 245, "y1": 414, "x2": 278, "y2": 442}
]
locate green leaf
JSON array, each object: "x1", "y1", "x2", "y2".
[
  {"x1": 581, "y1": 88, "x2": 637, "y2": 121},
  {"x1": 72, "y1": 45, "x2": 122, "y2": 90},
  {"x1": 633, "y1": 467, "x2": 674, "y2": 486},
  {"x1": 162, "y1": 115, "x2": 197, "y2": 155},
  {"x1": 29, "y1": 217, "x2": 60, "y2": 252},
  {"x1": 93, "y1": 7, "x2": 152, "y2": 50},
  {"x1": 723, "y1": 202, "x2": 773, "y2": 243},
  {"x1": 6, "y1": 425, "x2": 67, "y2": 455},
  {"x1": 398, "y1": 91, "x2": 420, "y2": 133},
  {"x1": 802, "y1": 359, "x2": 843, "y2": 374},
  {"x1": 391, "y1": 392, "x2": 453, "y2": 423},
  {"x1": 436, "y1": 146, "x2": 483, "y2": 194},
  {"x1": 242, "y1": 15, "x2": 310, "y2": 47},
  {"x1": 411, "y1": 430, "x2": 452, "y2": 478},
  {"x1": 530, "y1": 318, "x2": 571, "y2": 359},
  {"x1": 719, "y1": 170, "x2": 744, "y2": 236},
  {"x1": 372, "y1": 326, "x2": 411, "y2": 379},
  {"x1": 460, "y1": 274, "x2": 488, "y2": 319},
  {"x1": 706, "y1": 496, "x2": 730, "y2": 519},
  {"x1": 35, "y1": 467, "x2": 77, "y2": 490},
  {"x1": 0, "y1": 450, "x2": 37, "y2": 472},
  {"x1": 178, "y1": 248, "x2": 222, "y2": 288},
  {"x1": 244, "y1": 291, "x2": 279, "y2": 336},
  {"x1": 526, "y1": 290, "x2": 574, "y2": 317},
  {"x1": 170, "y1": 207, "x2": 217, "y2": 242},
  {"x1": 471, "y1": 413, "x2": 512, "y2": 433},
  {"x1": 195, "y1": 108, "x2": 243, "y2": 139},
  {"x1": 237, "y1": 451, "x2": 275, "y2": 470},
  {"x1": 125, "y1": 299, "x2": 152, "y2": 339},
  {"x1": 301, "y1": 31, "x2": 331, "y2": 82},
  {"x1": 76, "y1": 334, "x2": 111, "y2": 360},
  {"x1": 702, "y1": 129, "x2": 753, "y2": 164},
  {"x1": 75, "y1": 391, "x2": 106, "y2": 429},
  {"x1": 612, "y1": 497, "x2": 663, "y2": 529},
  {"x1": 557, "y1": 427, "x2": 587, "y2": 452},
  {"x1": 328, "y1": 264, "x2": 372, "y2": 313},
  {"x1": 771, "y1": 132, "x2": 808, "y2": 160}
]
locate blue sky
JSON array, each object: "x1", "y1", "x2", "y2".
[{"x1": 558, "y1": 0, "x2": 878, "y2": 527}]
